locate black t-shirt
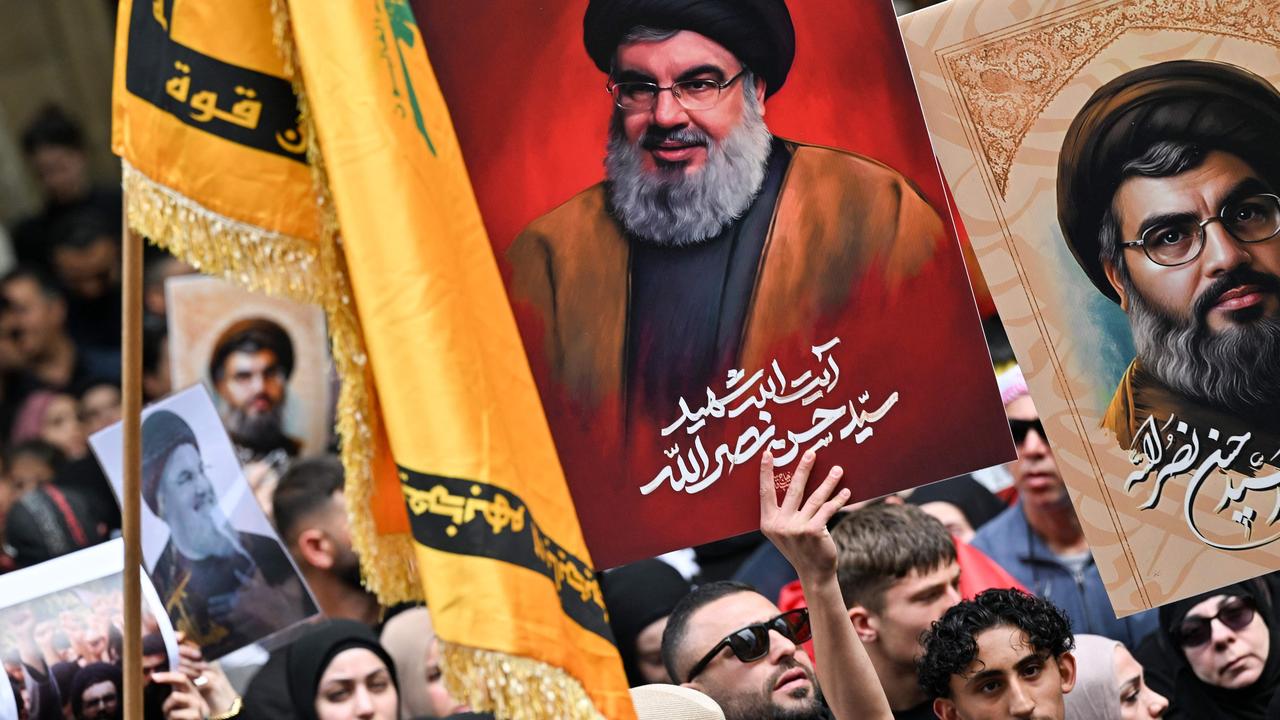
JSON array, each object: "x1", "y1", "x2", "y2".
[
  {"x1": 894, "y1": 699, "x2": 938, "y2": 720},
  {"x1": 624, "y1": 138, "x2": 791, "y2": 426}
]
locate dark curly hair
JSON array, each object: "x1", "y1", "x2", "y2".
[{"x1": 917, "y1": 588, "x2": 1074, "y2": 699}]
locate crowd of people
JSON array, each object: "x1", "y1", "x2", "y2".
[{"x1": 593, "y1": 371, "x2": 1280, "y2": 720}]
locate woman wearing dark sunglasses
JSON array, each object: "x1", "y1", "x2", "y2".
[{"x1": 1137, "y1": 580, "x2": 1280, "y2": 719}]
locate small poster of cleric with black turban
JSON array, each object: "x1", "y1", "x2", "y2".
[
  {"x1": 902, "y1": 0, "x2": 1280, "y2": 614},
  {"x1": 89, "y1": 386, "x2": 319, "y2": 659},
  {"x1": 0, "y1": 539, "x2": 179, "y2": 720},
  {"x1": 414, "y1": 0, "x2": 1012, "y2": 566},
  {"x1": 166, "y1": 275, "x2": 332, "y2": 481}
]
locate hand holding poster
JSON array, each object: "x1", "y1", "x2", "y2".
[
  {"x1": 414, "y1": 0, "x2": 1014, "y2": 567},
  {"x1": 89, "y1": 386, "x2": 319, "y2": 659},
  {"x1": 901, "y1": 0, "x2": 1280, "y2": 613}
]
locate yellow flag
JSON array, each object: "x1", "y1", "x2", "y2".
[
  {"x1": 114, "y1": 0, "x2": 636, "y2": 716},
  {"x1": 112, "y1": 0, "x2": 319, "y2": 266},
  {"x1": 278, "y1": 2, "x2": 636, "y2": 716},
  {"x1": 111, "y1": 0, "x2": 420, "y2": 603}
]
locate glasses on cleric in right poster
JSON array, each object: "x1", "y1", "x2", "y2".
[{"x1": 901, "y1": 0, "x2": 1280, "y2": 614}]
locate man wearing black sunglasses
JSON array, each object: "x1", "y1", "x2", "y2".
[
  {"x1": 662, "y1": 580, "x2": 827, "y2": 719},
  {"x1": 1058, "y1": 61, "x2": 1280, "y2": 457},
  {"x1": 658, "y1": 450, "x2": 898, "y2": 719},
  {"x1": 973, "y1": 369, "x2": 1157, "y2": 647}
]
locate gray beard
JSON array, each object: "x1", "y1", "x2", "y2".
[
  {"x1": 170, "y1": 508, "x2": 244, "y2": 561},
  {"x1": 1126, "y1": 274, "x2": 1280, "y2": 416},
  {"x1": 604, "y1": 91, "x2": 772, "y2": 246}
]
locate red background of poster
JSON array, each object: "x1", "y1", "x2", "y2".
[
  {"x1": 415, "y1": 0, "x2": 945, "y2": 249},
  {"x1": 414, "y1": 0, "x2": 1013, "y2": 567}
]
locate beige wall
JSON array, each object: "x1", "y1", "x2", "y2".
[{"x1": 0, "y1": 0, "x2": 116, "y2": 225}]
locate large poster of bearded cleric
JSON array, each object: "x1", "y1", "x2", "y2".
[
  {"x1": 901, "y1": 0, "x2": 1280, "y2": 614},
  {"x1": 412, "y1": 0, "x2": 1013, "y2": 566},
  {"x1": 89, "y1": 386, "x2": 320, "y2": 659}
]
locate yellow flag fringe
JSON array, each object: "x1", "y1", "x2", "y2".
[
  {"x1": 126, "y1": 163, "x2": 615, "y2": 714},
  {"x1": 122, "y1": 157, "x2": 422, "y2": 606},
  {"x1": 266, "y1": 2, "x2": 621, "y2": 716},
  {"x1": 258, "y1": 0, "x2": 424, "y2": 606},
  {"x1": 440, "y1": 643, "x2": 607, "y2": 720}
]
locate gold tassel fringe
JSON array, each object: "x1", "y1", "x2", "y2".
[
  {"x1": 122, "y1": 156, "x2": 421, "y2": 605},
  {"x1": 441, "y1": 642, "x2": 606, "y2": 720},
  {"x1": 267, "y1": 0, "x2": 423, "y2": 606},
  {"x1": 267, "y1": 10, "x2": 612, "y2": 718}
]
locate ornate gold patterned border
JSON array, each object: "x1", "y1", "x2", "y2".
[{"x1": 940, "y1": 0, "x2": 1280, "y2": 197}]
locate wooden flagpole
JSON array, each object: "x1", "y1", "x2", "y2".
[{"x1": 121, "y1": 196, "x2": 143, "y2": 720}]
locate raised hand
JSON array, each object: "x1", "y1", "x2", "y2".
[
  {"x1": 759, "y1": 449, "x2": 850, "y2": 584},
  {"x1": 757, "y1": 451, "x2": 893, "y2": 720}
]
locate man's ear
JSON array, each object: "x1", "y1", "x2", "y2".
[
  {"x1": 753, "y1": 76, "x2": 767, "y2": 113},
  {"x1": 849, "y1": 605, "x2": 877, "y2": 643},
  {"x1": 296, "y1": 528, "x2": 334, "y2": 571},
  {"x1": 934, "y1": 697, "x2": 960, "y2": 720},
  {"x1": 1057, "y1": 651, "x2": 1078, "y2": 695},
  {"x1": 1103, "y1": 260, "x2": 1129, "y2": 312}
]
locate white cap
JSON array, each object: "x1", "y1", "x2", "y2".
[{"x1": 629, "y1": 684, "x2": 726, "y2": 720}]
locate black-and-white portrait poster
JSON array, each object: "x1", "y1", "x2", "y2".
[{"x1": 90, "y1": 386, "x2": 319, "y2": 659}]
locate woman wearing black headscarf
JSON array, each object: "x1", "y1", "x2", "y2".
[
  {"x1": 601, "y1": 559, "x2": 692, "y2": 686},
  {"x1": 285, "y1": 620, "x2": 400, "y2": 720},
  {"x1": 1134, "y1": 579, "x2": 1280, "y2": 719}
]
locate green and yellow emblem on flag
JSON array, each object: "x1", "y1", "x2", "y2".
[{"x1": 113, "y1": 1, "x2": 636, "y2": 717}]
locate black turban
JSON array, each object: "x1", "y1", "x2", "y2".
[
  {"x1": 208, "y1": 317, "x2": 295, "y2": 383},
  {"x1": 70, "y1": 662, "x2": 121, "y2": 718},
  {"x1": 583, "y1": 0, "x2": 795, "y2": 99},
  {"x1": 1058, "y1": 60, "x2": 1280, "y2": 304},
  {"x1": 140, "y1": 409, "x2": 200, "y2": 515}
]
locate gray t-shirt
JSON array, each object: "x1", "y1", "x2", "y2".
[{"x1": 1056, "y1": 549, "x2": 1092, "y2": 576}]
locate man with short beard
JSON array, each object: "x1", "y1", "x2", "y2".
[
  {"x1": 1057, "y1": 60, "x2": 1280, "y2": 457},
  {"x1": 142, "y1": 410, "x2": 317, "y2": 658},
  {"x1": 272, "y1": 455, "x2": 380, "y2": 626},
  {"x1": 508, "y1": 0, "x2": 950, "y2": 436},
  {"x1": 662, "y1": 581, "x2": 830, "y2": 720},
  {"x1": 208, "y1": 317, "x2": 302, "y2": 463}
]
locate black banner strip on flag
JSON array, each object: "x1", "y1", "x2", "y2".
[
  {"x1": 399, "y1": 467, "x2": 614, "y2": 642},
  {"x1": 124, "y1": 0, "x2": 307, "y2": 163}
]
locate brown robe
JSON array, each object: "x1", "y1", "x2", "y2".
[
  {"x1": 507, "y1": 139, "x2": 946, "y2": 436},
  {"x1": 1103, "y1": 358, "x2": 1280, "y2": 472}
]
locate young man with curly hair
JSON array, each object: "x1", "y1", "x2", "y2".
[{"x1": 918, "y1": 589, "x2": 1077, "y2": 720}]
